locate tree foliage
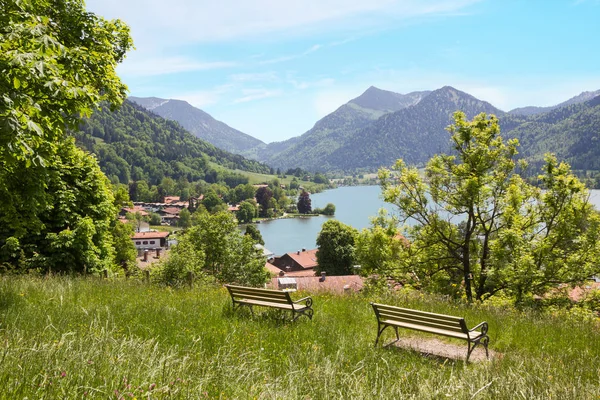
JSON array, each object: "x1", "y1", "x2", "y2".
[
  {"x1": 184, "y1": 211, "x2": 269, "y2": 286},
  {"x1": 316, "y1": 220, "x2": 358, "y2": 276},
  {"x1": 0, "y1": 139, "x2": 119, "y2": 273},
  {"x1": 297, "y1": 190, "x2": 312, "y2": 214},
  {"x1": 244, "y1": 224, "x2": 264, "y2": 245},
  {"x1": 0, "y1": 0, "x2": 136, "y2": 274},
  {"x1": 237, "y1": 201, "x2": 257, "y2": 224},
  {"x1": 379, "y1": 112, "x2": 600, "y2": 303},
  {"x1": 1, "y1": 0, "x2": 133, "y2": 167}
]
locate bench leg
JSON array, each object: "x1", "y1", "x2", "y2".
[
  {"x1": 292, "y1": 307, "x2": 313, "y2": 322},
  {"x1": 483, "y1": 335, "x2": 489, "y2": 359},
  {"x1": 466, "y1": 335, "x2": 489, "y2": 362},
  {"x1": 375, "y1": 323, "x2": 390, "y2": 346}
]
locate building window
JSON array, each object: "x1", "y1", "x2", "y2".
[
  {"x1": 150, "y1": 241, "x2": 155, "y2": 244},
  {"x1": 142, "y1": 241, "x2": 148, "y2": 245},
  {"x1": 135, "y1": 241, "x2": 141, "y2": 245}
]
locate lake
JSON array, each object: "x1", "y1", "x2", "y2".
[
  {"x1": 257, "y1": 185, "x2": 600, "y2": 256},
  {"x1": 256, "y1": 185, "x2": 395, "y2": 255}
]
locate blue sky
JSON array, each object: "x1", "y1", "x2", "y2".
[{"x1": 86, "y1": 0, "x2": 600, "y2": 144}]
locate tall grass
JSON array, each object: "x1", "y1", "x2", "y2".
[{"x1": 0, "y1": 276, "x2": 599, "y2": 399}]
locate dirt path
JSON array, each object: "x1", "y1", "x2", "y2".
[{"x1": 389, "y1": 336, "x2": 498, "y2": 363}]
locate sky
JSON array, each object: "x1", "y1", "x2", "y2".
[{"x1": 86, "y1": 0, "x2": 600, "y2": 144}]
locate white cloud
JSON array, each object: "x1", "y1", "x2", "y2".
[
  {"x1": 117, "y1": 55, "x2": 236, "y2": 77},
  {"x1": 313, "y1": 88, "x2": 366, "y2": 117},
  {"x1": 86, "y1": 0, "x2": 480, "y2": 46},
  {"x1": 229, "y1": 72, "x2": 280, "y2": 82},
  {"x1": 171, "y1": 84, "x2": 236, "y2": 108},
  {"x1": 233, "y1": 89, "x2": 284, "y2": 104},
  {"x1": 260, "y1": 44, "x2": 324, "y2": 65}
]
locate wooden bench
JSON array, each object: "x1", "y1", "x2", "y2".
[
  {"x1": 371, "y1": 303, "x2": 489, "y2": 362},
  {"x1": 225, "y1": 284, "x2": 314, "y2": 322}
]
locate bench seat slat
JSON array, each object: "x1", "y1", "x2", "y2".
[
  {"x1": 378, "y1": 313, "x2": 465, "y2": 333},
  {"x1": 381, "y1": 319, "x2": 481, "y2": 340},
  {"x1": 228, "y1": 289, "x2": 290, "y2": 299},
  {"x1": 230, "y1": 293, "x2": 291, "y2": 304},
  {"x1": 373, "y1": 303, "x2": 463, "y2": 323},
  {"x1": 229, "y1": 287, "x2": 289, "y2": 296},
  {"x1": 236, "y1": 298, "x2": 308, "y2": 310}
]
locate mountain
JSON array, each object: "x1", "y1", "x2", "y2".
[
  {"x1": 503, "y1": 95, "x2": 600, "y2": 171},
  {"x1": 323, "y1": 86, "x2": 504, "y2": 171},
  {"x1": 128, "y1": 96, "x2": 265, "y2": 154},
  {"x1": 257, "y1": 87, "x2": 430, "y2": 171},
  {"x1": 73, "y1": 100, "x2": 271, "y2": 185},
  {"x1": 509, "y1": 89, "x2": 600, "y2": 116}
]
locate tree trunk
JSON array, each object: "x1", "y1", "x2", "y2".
[{"x1": 476, "y1": 233, "x2": 490, "y2": 301}]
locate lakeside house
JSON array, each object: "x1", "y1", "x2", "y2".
[
  {"x1": 132, "y1": 231, "x2": 170, "y2": 250},
  {"x1": 268, "y1": 248, "x2": 318, "y2": 276}
]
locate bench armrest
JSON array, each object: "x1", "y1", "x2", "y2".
[
  {"x1": 293, "y1": 296, "x2": 313, "y2": 308},
  {"x1": 469, "y1": 321, "x2": 488, "y2": 335}
]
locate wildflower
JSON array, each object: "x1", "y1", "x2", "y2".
[
  {"x1": 149, "y1": 383, "x2": 156, "y2": 390},
  {"x1": 60, "y1": 371, "x2": 66, "y2": 378}
]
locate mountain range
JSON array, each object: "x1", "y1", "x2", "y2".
[
  {"x1": 129, "y1": 87, "x2": 600, "y2": 174},
  {"x1": 128, "y1": 96, "x2": 265, "y2": 154}
]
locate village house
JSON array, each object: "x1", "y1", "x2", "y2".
[
  {"x1": 119, "y1": 206, "x2": 149, "y2": 217},
  {"x1": 158, "y1": 206, "x2": 181, "y2": 225},
  {"x1": 131, "y1": 231, "x2": 170, "y2": 250},
  {"x1": 269, "y1": 248, "x2": 318, "y2": 276}
]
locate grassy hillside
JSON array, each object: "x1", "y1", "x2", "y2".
[{"x1": 1, "y1": 277, "x2": 599, "y2": 398}]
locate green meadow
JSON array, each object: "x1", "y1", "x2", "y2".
[{"x1": 0, "y1": 276, "x2": 599, "y2": 399}]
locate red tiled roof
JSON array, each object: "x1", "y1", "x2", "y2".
[
  {"x1": 132, "y1": 231, "x2": 170, "y2": 239},
  {"x1": 161, "y1": 207, "x2": 181, "y2": 215},
  {"x1": 228, "y1": 205, "x2": 240, "y2": 212},
  {"x1": 122, "y1": 206, "x2": 149, "y2": 216},
  {"x1": 265, "y1": 262, "x2": 282, "y2": 275},
  {"x1": 286, "y1": 249, "x2": 318, "y2": 269},
  {"x1": 164, "y1": 196, "x2": 180, "y2": 203}
]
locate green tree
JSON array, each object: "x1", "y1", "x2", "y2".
[
  {"x1": 112, "y1": 220, "x2": 137, "y2": 273},
  {"x1": 255, "y1": 186, "x2": 273, "y2": 217},
  {"x1": 202, "y1": 190, "x2": 223, "y2": 213},
  {"x1": 0, "y1": 0, "x2": 132, "y2": 273},
  {"x1": 297, "y1": 190, "x2": 312, "y2": 214},
  {"x1": 321, "y1": 203, "x2": 336, "y2": 216},
  {"x1": 184, "y1": 212, "x2": 269, "y2": 286},
  {"x1": 316, "y1": 220, "x2": 358, "y2": 276},
  {"x1": 149, "y1": 212, "x2": 162, "y2": 226},
  {"x1": 1, "y1": 0, "x2": 133, "y2": 167},
  {"x1": 178, "y1": 208, "x2": 192, "y2": 228},
  {"x1": 234, "y1": 183, "x2": 256, "y2": 202},
  {"x1": 0, "y1": 139, "x2": 118, "y2": 273},
  {"x1": 379, "y1": 112, "x2": 600, "y2": 303},
  {"x1": 244, "y1": 224, "x2": 264, "y2": 245},
  {"x1": 355, "y1": 210, "x2": 405, "y2": 277},
  {"x1": 236, "y1": 200, "x2": 257, "y2": 224},
  {"x1": 154, "y1": 233, "x2": 205, "y2": 287}
]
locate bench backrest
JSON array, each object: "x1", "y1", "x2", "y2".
[
  {"x1": 371, "y1": 303, "x2": 467, "y2": 334},
  {"x1": 226, "y1": 284, "x2": 293, "y2": 305}
]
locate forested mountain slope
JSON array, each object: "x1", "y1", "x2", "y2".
[
  {"x1": 322, "y1": 86, "x2": 503, "y2": 171},
  {"x1": 258, "y1": 86, "x2": 430, "y2": 171},
  {"x1": 73, "y1": 100, "x2": 271, "y2": 185},
  {"x1": 504, "y1": 95, "x2": 600, "y2": 170},
  {"x1": 508, "y1": 89, "x2": 600, "y2": 116},
  {"x1": 129, "y1": 96, "x2": 265, "y2": 154}
]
